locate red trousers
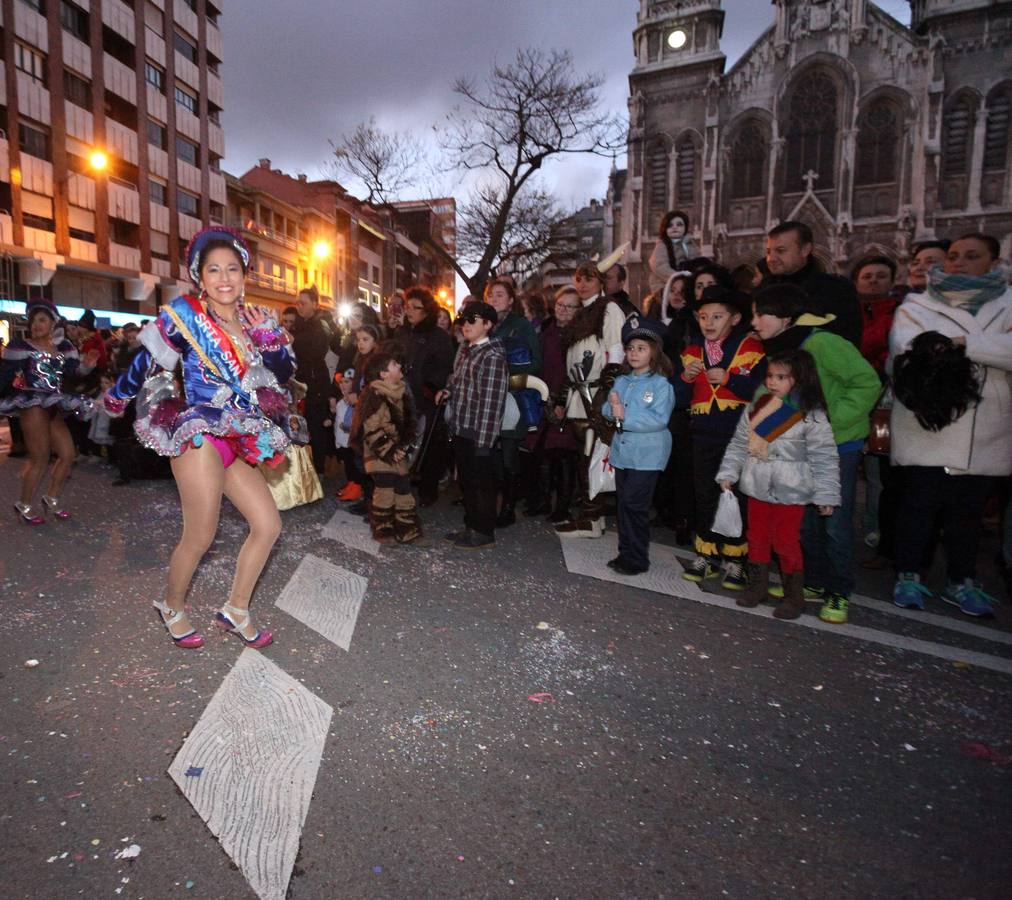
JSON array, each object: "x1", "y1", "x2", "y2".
[{"x1": 746, "y1": 497, "x2": 805, "y2": 573}]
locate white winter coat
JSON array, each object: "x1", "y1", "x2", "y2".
[{"x1": 887, "y1": 286, "x2": 1012, "y2": 476}]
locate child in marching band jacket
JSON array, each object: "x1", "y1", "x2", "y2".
[
  {"x1": 716, "y1": 350, "x2": 840, "y2": 619},
  {"x1": 601, "y1": 318, "x2": 675, "y2": 576},
  {"x1": 672, "y1": 285, "x2": 766, "y2": 590}
]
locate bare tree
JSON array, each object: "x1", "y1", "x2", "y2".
[
  {"x1": 327, "y1": 118, "x2": 425, "y2": 205},
  {"x1": 326, "y1": 49, "x2": 622, "y2": 296},
  {"x1": 455, "y1": 182, "x2": 561, "y2": 285},
  {"x1": 437, "y1": 47, "x2": 623, "y2": 295}
]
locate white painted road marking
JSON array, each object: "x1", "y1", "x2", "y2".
[
  {"x1": 276, "y1": 553, "x2": 367, "y2": 651},
  {"x1": 168, "y1": 649, "x2": 333, "y2": 900},
  {"x1": 559, "y1": 534, "x2": 1012, "y2": 677},
  {"x1": 321, "y1": 507, "x2": 381, "y2": 558}
]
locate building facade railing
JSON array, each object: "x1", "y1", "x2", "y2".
[{"x1": 232, "y1": 219, "x2": 304, "y2": 253}]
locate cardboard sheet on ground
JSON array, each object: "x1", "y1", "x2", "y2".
[
  {"x1": 276, "y1": 553, "x2": 367, "y2": 651},
  {"x1": 168, "y1": 649, "x2": 333, "y2": 900},
  {"x1": 321, "y1": 507, "x2": 381, "y2": 558}
]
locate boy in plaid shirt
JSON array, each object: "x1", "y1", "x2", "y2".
[{"x1": 436, "y1": 302, "x2": 508, "y2": 549}]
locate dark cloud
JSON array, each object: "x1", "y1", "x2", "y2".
[{"x1": 223, "y1": 0, "x2": 911, "y2": 209}]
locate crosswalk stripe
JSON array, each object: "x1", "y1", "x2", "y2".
[{"x1": 559, "y1": 534, "x2": 1012, "y2": 677}]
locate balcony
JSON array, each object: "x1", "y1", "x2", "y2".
[
  {"x1": 65, "y1": 101, "x2": 94, "y2": 143},
  {"x1": 24, "y1": 227, "x2": 57, "y2": 253},
  {"x1": 13, "y1": 1, "x2": 48, "y2": 51},
  {"x1": 68, "y1": 172, "x2": 96, "y2": 209},
  {"x1": 104, "y1": 54, "x2": 137, "y2": 105},
  {"x1": 109, "y1": 179, "x2": 141, "y2": 224},
  {"x1": 21, "y1": 156, "x2": 54, "y2": 195},
  {"x1": 69, "y1": 238, "x2": 99, "y2": 263},
  {"x1": 178, "y1": 212, "x2": 202, "y2": 241},
  {"x1": 107, "y1": 119, "x2": 139, "y2": 165},
  {"x1": 62, "y1": 33, "x2": 92, "y2": 77},
  {"x1": 16, "y1": 71, "x2": 50, "y2": 125},
  {"x1": 102, "y1": 0, "x2": 136, "y2": 44},
  {"x1": 176, "y1": 159, "x2": 201, "y2": 193},
  {"x1": 0, "y1": 214, "x2": 13, "y2": 245},
  {"x1": 233, "y1": 219, "x2": 303, "y2": 253},
  {"x1": 151, "y1": 258, "x2": 172, "y2": 279},
  {"x1": 110, "y1": 242, "x2": 142, "y2": 271},
  {"x1": 247, "y1": 270, "x2": 298, "y2": 296},
  {"x1": 0, "y1": 135, "x2": 7, "y2": 182}
]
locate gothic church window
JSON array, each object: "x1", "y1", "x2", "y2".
[
  {"x1": 648, "y1": 139, "x2": 670, "y2": 218},
  {"x1": 983, "y1": 88, "x2": 1009, "y2": 171},
  {"x1": 676, "y1": 135, "x2": 697, "y2": 207},
  {"x1": 784, "y1": 73, "x2": 837, "y2": 191},
  {"x1": 856, "y1": 99, "x2": 899, "y2": 186},
  {"x1": 942, "y1": 97, "x2": 973, "y2": 178},
  {"x1": 729, "y1": 123, "x2": 767, "y2": 198}
]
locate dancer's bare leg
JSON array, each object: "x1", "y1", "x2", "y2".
[
  {"x1": 46, "y1": 414, "x2": 76, "y2": 498},
  {"x1": 164, "y1": 442, "x2": 225, "y2": 636},
  {"x1": 221, "y1": 461, "x2": 281, "y2": 638},
  {"x1": 19, "y1": 407, "x2": 51, "y2": 506}
]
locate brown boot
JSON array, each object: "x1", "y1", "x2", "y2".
[
  {"x1": 370, "y1": 504, "x2": 395, "y2": 544},
  {"x1": 773, "y1": 570, "x2": 806, "y2": 620},
  {"x1": 737, "y1": 562, "x2": 769, "y2": 607}
]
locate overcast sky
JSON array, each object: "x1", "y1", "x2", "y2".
[{"x1": 222, "y1": 0, "x2": 912, "y2": 212}]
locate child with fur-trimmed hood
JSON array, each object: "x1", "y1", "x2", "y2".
[{"x1": 355, "y1": 351, "x2": 422, "y2": 544}]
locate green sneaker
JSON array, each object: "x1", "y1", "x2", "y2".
[
  {"x1": 819, "y1": 592, "x2": 849, "y2": 624},
  {"x1": 683, "y1": 555, "x2": 720, "y2": 583},
  {"x1": 768, "y1": 584, "x2": 825, "y2": 600}
]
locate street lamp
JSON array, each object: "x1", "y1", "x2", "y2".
[
  {"x1": 312, "y1": 240, "x2": 331, "y2": 260},
  {"x1": 437, "y1": 288, "x2": 448, "y2": 302},
  {"x1": 89, "y1": 150, "x2": 109, "y2": 171}
]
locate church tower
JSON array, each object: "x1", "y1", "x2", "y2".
[{"x1": 626, "y1": 1, "x2": 726, "y2": 279}]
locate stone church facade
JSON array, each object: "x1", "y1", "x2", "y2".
[{"x1": 609, "y1": 0, "x2": 1012, "y2": 300}]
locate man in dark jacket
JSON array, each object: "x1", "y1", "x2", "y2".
[
  {"x1": 403, "y1": 287, "x2": 455, "y2": 505},
  {"x1": 759, "y1": 221, "x2": 862, "y2": 347},
  {"x1": 291, "y1": 285, "x2": 340, "y2": 473}
]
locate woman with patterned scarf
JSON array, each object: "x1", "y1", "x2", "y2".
[
  {"x1": 105, "y1": 227, "x2": 307, "y2": 649},
  {"x1": 889, "y1": 233, "x2": 1012, "y2": 618}
]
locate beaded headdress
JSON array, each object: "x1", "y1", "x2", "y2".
[{"x1": 185, "y1": 226, "x2": 251, "y2": 286}]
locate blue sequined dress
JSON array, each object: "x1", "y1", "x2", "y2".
[{"x1": 0, "y1": 337, "x2": 95, "y2": 418}]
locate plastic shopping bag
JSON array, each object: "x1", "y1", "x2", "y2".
[
  {"x1": 712, "y1": 489, "x2": 742, "y2": 538},
  {"x1": 588, "y1": 437, "x2": 616, "y2": 500}
]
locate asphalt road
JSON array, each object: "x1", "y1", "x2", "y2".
[{"x1": 1, "y1": 455, "x2": 1010, "y2": 899}]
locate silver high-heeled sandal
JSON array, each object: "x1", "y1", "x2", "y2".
[
  {"x1": 41, "y1": 495, "x2": 71, "y2": 520},
  {"x1": 215, "y1": 604, "x2": 273, "y2": 649},
  {"x1": 152, "y1": 599, "x2": 204, "y2": 649},
  {"x1": 14, "y1": 501, "x2": 45, "y2": 525}
]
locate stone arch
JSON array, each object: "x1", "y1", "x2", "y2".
[
  {"x1": 645, "y1": 132, "x2": 674, "y2": 226},
  {"x1": 672, "y1": 128, "x2": 703, "y2": 215},
  {"x1": 720, "y1": 111, "x2": 773, "y2": 232}
]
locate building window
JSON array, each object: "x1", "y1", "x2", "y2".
[
  {"x1": 146, "y1": 119, "x2": 167, "y2": 150},
  {"x1": 111, "y1": 217, "x2": 139, "y2": 247},
  {"x1": 20, "y1": 0, "x2": 46, "y2": 12},
  {"x1": 59, "y1": 1, "x2": 89, "y2": 41},
  {"x1": 208, "y1": 102, "x2": 222, "y2": 125},
  {"x1": 18, "y1": 121, "x2": 50, "y2": 160},
  {"x1": 647, "y1": 139, "x2": 669, "y2": 218},
  {"x1": 14, "y1": 41, "x2": 47, "y2": 86},
  {"x1": 23, "y1": 212, "x2": 55, "y2": 231},
  {"x1": 174, "y1": 84, "x2": 198, "y2": 115},
  {"x1": 144, "y1": 61, "x2": 165, "y2": 93},
  {"x1": 942, "y1": 97, "x2": 974, "y2": 178},
  {"x1": 207, "y1": 2, "x2": 220, "y2": 27},
  {"x1": 784, "y1": 72, "x2": 838, "y2": 191},
  {"x1": 104, "y1": 90, "x2": 138, "y2": 129},
  {"x1": 856, "y1": 99, "x2": 899, "y2": 186},
  {"x1": 173, "y1": 29, "x2": 198, "y2": 64},
  {"x1": 175, "y1": 135, "x2": 199, "y2": 167},
  {"x1": 69, "y1": 226, "x2": 95, "y2": 242},
  {"x1": 729, "y1": 122, "x2": 767, "y2": 199},
  {"x1": 983, "y1": 88, "x2": 1010, "y2": 171},
  {"x1": 63, "y1": 69, "x2": 92, "y2": 109},
  {"x1": 149, "y1": 180, "x2": 166, "y2": 205},
  {"x1": 181, "y1": 0, "x2": 196, "y2": 10},
  {"x1": 675, "y1": 135, "x2": 697, "y2": 207},
  {"x1": 177, "y1": 188, "x2": 200, "y2": 217},
  {"x1": 209, "y1": 201, "x2": 225, "y2": 224}
]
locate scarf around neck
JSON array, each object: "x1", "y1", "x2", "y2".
[
  {"x1": 926, "y1": 266, "x2": 1006, "y2": 316},
  {"x1": 748, "y1": 393, "x2": 804, "y2": 459}
]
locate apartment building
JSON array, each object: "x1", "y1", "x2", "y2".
[
  {"x1": 225, "y1": 171, "x2": 335, "y2": 313},
  {"x1": 0, "y1": 0, "x2": 225, "y2": 324}
]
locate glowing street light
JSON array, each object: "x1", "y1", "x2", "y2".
[
  {"x1": 312, "y1": 240, "x2": 331, "y2": 260},
  {"x1": 437, "y1": 288, "x2": 448, "y2": 302},
  {"x1": 89, "y1": 150, "x2": 109, "y2": 171}
]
